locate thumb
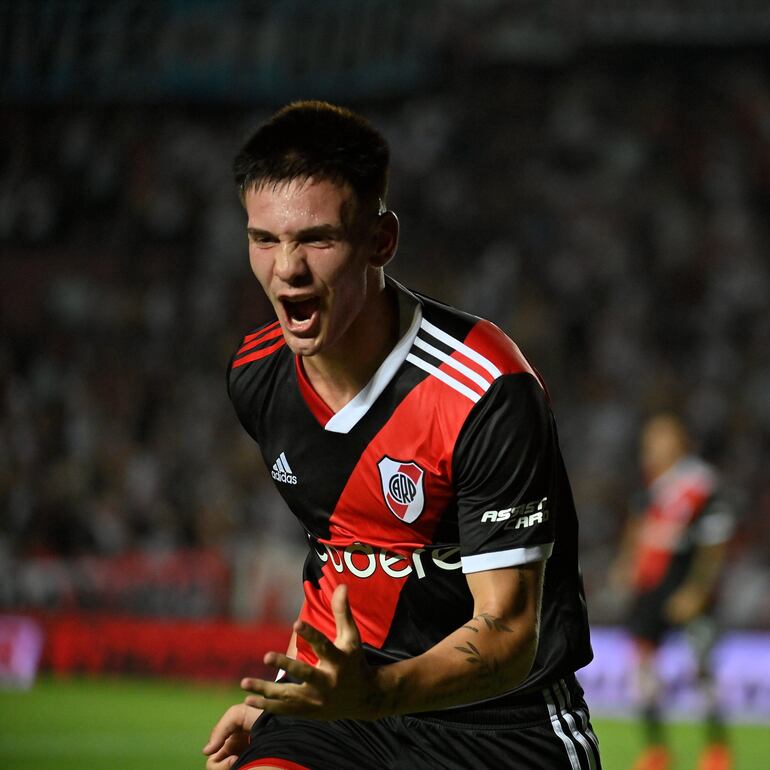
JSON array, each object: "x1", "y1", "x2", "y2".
[
  {"x1": 331, "y1": 584, "x2": 360, "y2": 650},
  {"x1": 203, "y1": 704, "x2": 245, "y2": 754}
]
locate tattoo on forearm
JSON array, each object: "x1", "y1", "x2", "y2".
[
  {"x1": 473, "y1": 612, "x2": 512, "y2": 633},
  {"x1": 454, "y1": 641, "x2": 481, "y2": 662},
  {"x1": 454, "y1": 641, "x2": 500, "y2": 678},
  {"x1": 453, "y1": 612, "x2": 513, "y2": 681}
]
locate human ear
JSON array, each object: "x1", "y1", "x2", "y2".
[{"x1": 370, "y1": 211, "x2": 399, "y2": 268}]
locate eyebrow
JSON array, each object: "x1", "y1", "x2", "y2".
[{"x1": 247, "y1": 224, "x2": 345, "y2": 240}]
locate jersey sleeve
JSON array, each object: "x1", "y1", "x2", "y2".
[
  {"x1": 227, "y1": 358, "x2": 260, "y2": 445},
  {"x1": 226, "y1": 334, "x2": 269, "y2": 446},
  {"x1": 452, "y1": 372, "x2": 557, "y2": 574},
  {"x1": 691, "y1": 493, "x2": 736, "y2": 546}
]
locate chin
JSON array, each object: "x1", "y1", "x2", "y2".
[{"x1": 286, "y1": 335, "x2": 324, "y2": 358}]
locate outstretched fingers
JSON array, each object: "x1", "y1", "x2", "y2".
[
  {"x1": 264, "y1": 652, "x2": 322, "y2": 686},
  {"x1": 331, "y1": 584, "x2": 361, "y2": 651},
  {"x1": 293, "y1": 619, "x2": 344, "y2": 664},
  {"x1": 240, "y1": 676, "x2": 301, "y2": 700},
  {"x1": 240, "y1": 677, "x2": 323, "y2": 716},
  {"x1": 288, "y1": 586, "x2": 361, "y2": 663}
]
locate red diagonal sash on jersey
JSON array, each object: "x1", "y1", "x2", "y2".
[
  {"x1": 296, "y1": 318, "x2": 536, "y2": 664},
  {"x1": 297, "y1": 375, "x2": 468, "y2": 663},
  {"x1": 634, "y1": 483, "x2": 711, "y2": 590}
]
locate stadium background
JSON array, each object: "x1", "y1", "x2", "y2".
[{"x1": 1, "y1": 1, "x2": 770, "y2": 767}]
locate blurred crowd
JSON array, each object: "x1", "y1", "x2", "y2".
[{"x1": 2, "y1": 53, "x2": 769, "y2": 626}]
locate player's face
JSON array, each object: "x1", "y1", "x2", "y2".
[
  {"x1": 244, "y1": 178, "x2": 387, "y2": 358},
  {"x1": 640, "y1": 416, "x2": 688, "y2": 481}
]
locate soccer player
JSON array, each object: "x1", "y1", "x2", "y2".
[
  {"x1": 203, "y1": 101, "x2": 600, "y2": 770},
  {"x1": 612, "y1": 414, "x2": 735, "y2": 770}
]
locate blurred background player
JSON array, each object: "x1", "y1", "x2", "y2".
[{"x1": 612, "y1": 414, "x2": 735, "y2": 770}]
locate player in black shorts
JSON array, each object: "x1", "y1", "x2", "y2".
[
  {"x1": 203, "y1": 101, "x2": 601, "y2": 770},
  {"x1": 612, "y1": 414, "x2": 734, "y2": 770}
]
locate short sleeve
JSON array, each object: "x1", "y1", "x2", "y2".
[
  {"x1": 453, "y1": 373, "x2": 557, "y2": 574},
  {"x1": 692, "y1": 494, "x2": 736, "y2": 546},
  {"x1": 227, "y1": 348, "x2": 261, "y2": 445}
]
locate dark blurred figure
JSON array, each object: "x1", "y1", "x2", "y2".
[{"x1": 611, "y1": 414, "x2": 735, "y2": 770}]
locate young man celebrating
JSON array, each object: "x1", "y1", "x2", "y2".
[{"x1": 203, "y1": 101, "x2": 600, "y2": 770}]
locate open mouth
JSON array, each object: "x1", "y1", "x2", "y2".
[{"x1": 281, "y1": 296, "x2": 320, "y2": 331}]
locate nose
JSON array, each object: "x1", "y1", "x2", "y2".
[{"x1": 274, "y1": 243, "x2": 310, "y2": 285}]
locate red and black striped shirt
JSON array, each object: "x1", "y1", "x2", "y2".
[{"x1": 228, "y1": 278, "x2": 593, "y2": 706}]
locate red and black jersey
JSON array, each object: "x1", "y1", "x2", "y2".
[
  {"x1": 228, "y1": 278, "x2": 593, "y2": 705},
  {"x1": 631, "y1": 456, "x2": 735, "y2": 593}
]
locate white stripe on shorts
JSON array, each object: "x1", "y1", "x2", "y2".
[
  {"x1": 544, "y1": 680, "x2": 601, "y2": 770},
  {"x1": 555, "y1": 681, "x2": 599, "y2": 770},
  {"x1": 544, "y1": 686, "x2": 581, "y2": 770}
]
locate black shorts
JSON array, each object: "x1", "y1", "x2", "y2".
[
  {"x1": 233, "y1": 675, "x2": 601, "y2": 770},
  {"x1": 628, "y1": 586, "x2": 673, "y2": 645},
  {"x1": 628, "y1": 586, "x2": 716, "y2": 646}
]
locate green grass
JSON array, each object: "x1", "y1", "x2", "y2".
[
  {"x1": 593, "y1": 717, "x2": 769, "y2": 769},
  {"x1": 0, "y1": 676, "x2": 241, "y2": 770},
  {"x1": 0, "y1": 677, "x2": 768, "y2": 769}
]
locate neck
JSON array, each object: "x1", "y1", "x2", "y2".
[
  {"x1": 302, "y1": 275, "x2": 399, "y2": 413},
  {"x1": 649, "y1": 454, "x2": 684, "y2": 484}
]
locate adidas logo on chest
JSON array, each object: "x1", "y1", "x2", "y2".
[{"x1": 271, "y1": 451, "x2": 298, "y2": 485}]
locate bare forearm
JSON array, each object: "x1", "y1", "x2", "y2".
[
  {"x1": 241, "y1": 572, "x2": 543, "y2": 723},
  {"x1": 611, "y1": 518, "x2": 640, "y2": 588},
  {"x1": 684, "y1": 542, "x2": 725, "y2": 593},
  {"x1": 372, "y1": 607, "x2": 538, "y2": 717}
]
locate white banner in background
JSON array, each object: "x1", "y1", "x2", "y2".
[
  {"x1": 579, "y1": 627, "x2": 770, "y2": 722},
  {"x1": 0, "y1": 615, "x2": 44, "y2": 690}
]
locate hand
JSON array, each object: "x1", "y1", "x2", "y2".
[
  {"x1": 202, "y1": 703, "x2": 261, "y2": 770},
  {"x1": 241, "y1": 584, "x2": 385, "y2": 721},
  {"x1": 665, "y1": 585, "x2": 707, "y2": 625}
]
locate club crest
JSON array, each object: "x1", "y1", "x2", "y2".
[{"x1": 377, "y1": 457, "x2": 425, "y2": 523}]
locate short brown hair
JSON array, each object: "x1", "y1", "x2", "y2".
[{"x1": 233, "y1": 100, "x2": 390, "y2": 215}]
